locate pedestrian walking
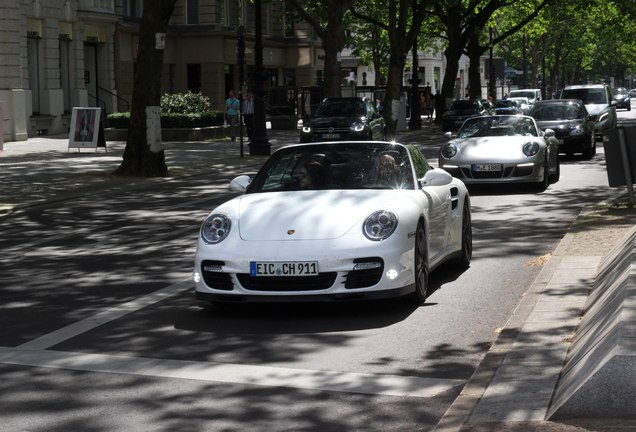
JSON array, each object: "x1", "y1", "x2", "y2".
[
  {"x1": 224, "y1": 89, "x2": 240, "y2": 141},
  {"x1": 242, "y1": 92, "x2": 255, "y2": 141}
]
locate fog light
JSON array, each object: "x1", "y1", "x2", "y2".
[
  {"x1": 193, "y1": 272, "x2": 201, "y2": 283},
  {"x1": 386, "y1": 269, "x2": 398, "y2": 280}
]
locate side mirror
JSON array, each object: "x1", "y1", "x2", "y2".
[
  {"x1": 419, "y1": 168, "x2": 453, "y2": 187},
  {"x1": 229, "y1": 175, "x2": 251, "y2": 192},
  {"x1": 444, "y1": 131, "x2": 453, "y2": 139}
]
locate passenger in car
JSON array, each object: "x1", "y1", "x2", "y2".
[{"x1": 299, "y1": 161, "x2": 328, "y2": 189}]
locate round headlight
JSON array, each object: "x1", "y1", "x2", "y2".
[
  {"x1": 302, "y1": 125, "x2": 312, "y2": 133},
  {"x1": 352, "y1": 123, "x2": 365, "y2": 132},
  {"x1": 522, "y1": 142, "x2": 540, "y2": 157},
  {"x1": 441, "y1": 143, "x2": 457, "y2": 159},
  {"x1": 364, "y1": 210, "x2": 398, "y2": 241},
  {"x1": 201, "y1": 214, "x2": 231, "y2": 244}
]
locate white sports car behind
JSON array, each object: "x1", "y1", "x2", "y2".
[{"x1": 193, "y1": 141, "x2": 472, "y2": 304}]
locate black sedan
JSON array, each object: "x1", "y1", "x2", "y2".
[
  {"x1": 612, "y1": 87, "x2": 631, "y2": 111},
  {"x1": 300, "y1": 97, "x2": 386, "y2": 143},
  {"x1": 529, "y1": 99, "x2": 596, "y2": 159},
  {"x1": 494, "y1": 99, "x2": 522, "y2": 115},
  {"x1": 441, "y1": 99, "x2": 489, "y2": 132}
]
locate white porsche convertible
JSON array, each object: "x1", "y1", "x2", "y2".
[{"x1": 193, "y1": 141, "x2": 472, "y2": 304}]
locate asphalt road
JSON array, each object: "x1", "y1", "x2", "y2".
[{"x1": 0, "y1": 108, "x2": 633, "y2": 431}]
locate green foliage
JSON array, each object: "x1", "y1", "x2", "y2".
[
  {"x1": 106, "y1": 111, "x2": 224, "y2": 128},
  {"x1": 407, "y1": 144, "x2": 431, "y2": 178},
  {"x1": 160, "y1": 91, "x2": 212, "y2": 114}
]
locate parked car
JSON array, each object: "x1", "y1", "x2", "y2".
[
  {"x1": 480, "y1": 99, "x2": 496, "y2": 114},
  {"x1": 508, "y1": 97, "x2": 531, "y2": 114},
  {"x1": 439, "y1": 115, "x2": 560, "y2": 190},
  {"x1": 300, "y1": 97, "x2": 386, "y2": 143},
  {"x1": 629, "y1": 89, "x2": 636, "y2": 97},
  {"x1": 508, "y1": 88, "x2": 542, "y2": 106},
  {"x1": 194, "y1": 141, "x2": 472, "y2": 304},
  {"x1": 494, "y1": 99, "x2": 522, "y2": 115},
  {"x1": 529, "y1": 99, "x2": 596, "y2": 159},
  {"x1": 612, "y1": 87, "x2": 631, "y2": 111},
  {"x1": 558, "y1": 84, "x2": 617, "y2": 138},
  {"x1": 441, "y1": 99, "x2": 489, "y2": 132}
]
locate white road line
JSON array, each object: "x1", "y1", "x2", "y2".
[
  {"x1": 17, "y1": 280, "x2": 192, "y2": 350},
  {"x1": 0, "y1": 347, "x2": 464, "y2": 398}
]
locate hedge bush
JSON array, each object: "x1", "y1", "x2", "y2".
[
  {"x1": 105, "y1": 91, "x2": 225, "y2": 128},
  {"x1": 160, "y1": 91, "x2": 212, "y2": 114}
]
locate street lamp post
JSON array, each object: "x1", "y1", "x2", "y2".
[{"x1": 249, "y1": 0, "x2": 271, "y2": 156}]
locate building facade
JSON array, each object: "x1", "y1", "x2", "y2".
[{"x1": 1, "y1": 0, "x2": 497, "y2": 143}]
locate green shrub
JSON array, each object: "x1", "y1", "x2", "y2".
[
  {"x1": 106, "y1": 111, "x2": 224, "y2": 128},
  {"x1": 160, "y1": 91, "x2": 212, "y2": 114}
]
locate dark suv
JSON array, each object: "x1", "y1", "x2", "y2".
[
  {"x1": 300, "y1": 97, "x2": 386, "y2": 143},
  {"x1": 559, "y1": 84, "x2": 617, "y2": 138}
]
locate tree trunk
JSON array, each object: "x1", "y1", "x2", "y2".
[
  {"x1": 322, "y1": 31, "x2": 343, "y2": 97},
  {"x1": 115, "y1": 0, "x2": 177, "y2": 177},
  {"x1": 383, "y1": 57, "x2": 407, "y2": 138},
  {"x1": 438, "y1": 46, "x2": 461, "y2": 124}
]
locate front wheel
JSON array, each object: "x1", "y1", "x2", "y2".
[{"x1": 409, "y1": 221, "x2": 429, "y2": 304}]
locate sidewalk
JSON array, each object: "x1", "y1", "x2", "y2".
[{"x1": 2, "y1": 128, "x2": 635, "y2": 431}]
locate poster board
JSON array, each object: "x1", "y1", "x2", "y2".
[{"x1": 68, "y1": 107, "x2": 106, "y2": 151}]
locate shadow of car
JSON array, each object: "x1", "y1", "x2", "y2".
[
  {"x1": 300, "y1": 97, "x2": 386, "y2": 143},
  {"x1": 529, "y1": 99, "x2": 596, "y2": 159}
]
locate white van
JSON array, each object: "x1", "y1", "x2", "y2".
[{"x1": 508, "y1": 89, "x2": 542, "y2": 106}]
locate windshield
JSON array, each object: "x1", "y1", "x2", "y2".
[
  {"x1": 509, "y1": 91, "x2": 536, "y2": 100},
  {"x1": 246, "y1": 142, "x2": 418, "y2": 192},
  {"x1": 561, "y1": 88, "x2": 606, "y2": 104},
  {"x1": 449, "y1": 100, "x2": 480, "y2": 111},
  {"x1": 314, "y1": 99, "x2": 366, "y2": 117},
  {"x1": 531, "y1": 103, "x2": 582, "y2": 120},
  {"x1": 457, "y1": 116, "x2": 539, "y2": 138}
]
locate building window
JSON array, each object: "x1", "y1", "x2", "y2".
[
  {"x1": 124, "y1": 0, "x2": 143, "y2": 18},
  {"x1": 187, "y1": 64, "x2": 201, "y2": 93},
  {"x1": 187, "y1": 0, "x2": 199, "y2": 24}
]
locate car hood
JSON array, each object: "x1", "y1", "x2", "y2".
[
  {"x1": 232, "y1": 190, "x2": 403, "y2": 241},
  {"x1": 535, "y1": 119, "x2": 584, "y2": 130},
  {"x1": 453, "y1": 136, "x2": 542, "y2": 160},
  {"x1": 445, "y1": 109, "x2": 480, "y2": 116},
  {"x1": 309, "y1": 116, "x2": 364, "y2": 127},
  {"x1": 583, "y1": 104, "x2": 609, "y2": 116}
]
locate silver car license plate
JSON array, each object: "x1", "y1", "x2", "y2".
[
  {"x1": 322, "y1": 133, "x2": 340, "y2": 139},
  {"x1": 472, "y1": 164, "x2": 502, "y2": 172},
  {"x1": 250, "y1": 261, "x2": 319, "y2": 277}
]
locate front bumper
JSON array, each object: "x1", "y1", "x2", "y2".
[
  {"x1": 438, "y1": 160, "x2": 545, "y2": 184},
  {"x1": 193, "y1": 235, "x2": 416, "y2": 302}
]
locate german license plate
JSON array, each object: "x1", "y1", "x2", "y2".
[
  {"x1": 250, "y1": 261, "x2": 319, "y2": 277},
  {"x1": 322, "y1": 133, "x2": 340, "y2": 139},
  {"x1": 472, "y1": 164, "x2": 502, "y2": 172}
]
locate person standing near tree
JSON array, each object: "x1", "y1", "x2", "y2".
[
  {"x1": 224, "y1": 89, "x2": 240, "y2": 141},
  {"x1": 242, "y1": 92, "x2": 255, "y2": 141}
]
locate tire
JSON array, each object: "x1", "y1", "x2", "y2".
[
  {"x1": 582, "y1": 133, "x2": 596, "y2": 159},
  {"x1": 456, "y1": 200, "x2": 472, "y2": 269},
  {"x1": 537, "y1": 157, "x2": 550, "y2": 191},
  {"x1": 409, "y1": 221, "x2": 429, "y2": 304}
]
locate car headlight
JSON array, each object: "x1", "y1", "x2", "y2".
[
  {"x1": 570, "y1": 126, "x2": 585, "y2": 136},
  {"x1": 201, "y1": 214, "x2": 231, "y2": 244},
  {"x1": 363, "y1": 210, "x2": 398, "y2": 241},
  {"x1": 522, "y1": 142, "x2": 540, "y2": 157},
  {"x1": 302, "y1": 125, "x2": 312, "y2": 133},
  {"x1": 351, "y1": 122, "x2": 365, "y2": 132},
  {"x1": 597, "y1": 112, "x2": 608, "y2": 122},
  {"x1": 441, "y1": 143, "x2": 457, "y2": 159}
]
